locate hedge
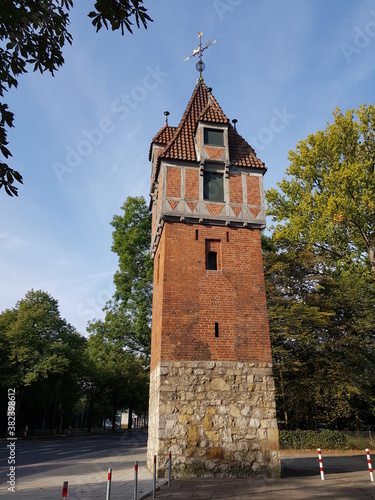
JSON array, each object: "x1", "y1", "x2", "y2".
[{"x1": 279, "y1": 430, "x2": 373, "y2": 450}]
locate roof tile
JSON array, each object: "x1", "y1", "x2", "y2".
[
  {"x1": 150, "y1": 81, "x2": 267, "y2": 182},
  {"x1": 148, "y1": 125, "x2": 177, "y2": 161}
]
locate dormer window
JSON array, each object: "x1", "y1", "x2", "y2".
[{"x1": 204, "y1": 128, "x2": 224, "y2": 147}]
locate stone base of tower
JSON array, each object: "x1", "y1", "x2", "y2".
[{"x1": 147, "y1": 361, "x2": 280, "y2": 478}]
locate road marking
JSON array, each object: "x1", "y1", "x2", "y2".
[{"x1": 21, "y1": 449, "x2": 57, "y2": 454}]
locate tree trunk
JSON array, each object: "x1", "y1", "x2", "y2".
[
  {"x1": 128, "y1": 408, "x2": 133, "y2": 430},
  {"x1": 369, "y1": 246, "x2": 375, "y2": 275},
  {"x1": 87, "y1": 386, "x2": 94, "y2": 433},
  {"x1": 112, "y1": 397, "x2": 117, "y2": 431},
  {"x1": 50, "y1": 389, "x2": 57, "y2": 434}
]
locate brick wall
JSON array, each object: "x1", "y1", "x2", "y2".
[
  {"x1": 150, "y1": 221, "x2": 272, "y2": 372},
  {"x1": 151, "y1": 231, "x2": 165, "y2": 372},
  {"x1": 246, "y1": 175, "x2": 261, "y2": 205},
  {"x1": 228, "y1": 172, "x2": 243, "y2": 204},
  {"x1": 185, "y1": 168, "x2": 199, "y2": 200},
  {"x1": 166, "y1": 166, "x2": 181, "y2": 198}
]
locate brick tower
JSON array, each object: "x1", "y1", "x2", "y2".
[{"x1": 147, "y1": 80, "x2": 280, "y2": 478}]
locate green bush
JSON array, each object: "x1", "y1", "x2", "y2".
[{"x1": 279, "y1": 430, "x2": 373, "y2": 450}]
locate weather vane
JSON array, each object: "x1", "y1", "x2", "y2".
[{"x1": 184, "y1": 32, "x2": 216, "y2": 80}]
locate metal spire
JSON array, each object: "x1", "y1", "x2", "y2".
[{"x1": 184, "y1": 32, "x2": 216, "y2": 81}]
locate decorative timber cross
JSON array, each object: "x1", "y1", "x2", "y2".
[{"x1": 184, "y1": 32, "x2": 216, "y2": 80}]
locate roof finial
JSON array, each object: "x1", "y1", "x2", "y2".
[
  {"x1": 207, "y1": 87, "x2": 212, "y2": 104},
  {"x1": 184, "y1": 32, "x2": 216, "y2": 82},
  {"x1": 164, "y1": 111, "x2": 170, "y2": 125}
]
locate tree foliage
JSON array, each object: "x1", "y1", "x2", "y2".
[
  {"x1": 86, "y1": 320, "x2": 149, "y2": 430},
  {"x1": 0, "y1": 286, "x2": 150, "y2": 435},
  {"x1": 82, "y1": 195, "x2": 153, "y2": 430},
  {"x1": 263, "y1": 235, "x2": 375, "y2": 430},
  {"x1": 0, "y1": 289, "x2": 86, "y2": 433},
  {"x1": 266, "y1": 104, "x2": 375, "y2": 273},
  {"x1": 105, "y1": 195, "x2": 153, "y2": 357},
  {"x1": 0, "y1": 0, "x2": 152, "y2": 196}
]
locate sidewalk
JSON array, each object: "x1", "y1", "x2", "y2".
[
  {"x1": 149, "y1": 452, "x2": 375, "y2": 499},
  {"x1": 2, "y1": 447, "x2": 375, "y2": 499},
  {"x1": 0, "y1": 442, "x2": 165, "y2": 500},
  {"x1": 151, "y1": 474, "x2": 375, "y2": 499},
  {"x1": 4, "y1": 466, "x2": 165, "y2": 500}
]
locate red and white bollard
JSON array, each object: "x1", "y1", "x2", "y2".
[
  {"x1": 168, "y1": 451, "x2": 172, "y2": 488},
  {"x1": 153, "y1": 455, "x2": 157, "y2": 498},
  {"x1": 366, "y1": 449, "x2": 374, "y2": 482},
  {"x1": 62, "y1": 480, "x2": 68, "y2": 498},
  {"x1": 317, "y1": 448, "x2": 324, "y2": 480},
  {"x1": 106, "y1": 467, "x2": 112, "y2": 500},
  {"x1": 134, "y1": 461, "x2": 138, "y2": 500}
]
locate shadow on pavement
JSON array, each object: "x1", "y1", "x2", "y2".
[{"x1": 282, "y1": 454, "x2": 368, "y2": 477}]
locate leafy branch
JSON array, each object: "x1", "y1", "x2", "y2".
[{"x1": 0, "y1": 0, "x2": 152, "y2": 197}]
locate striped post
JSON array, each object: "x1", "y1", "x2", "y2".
[
  {"x1": 134, "y1": 461, "x2": 138, "y2": 500},
  {"x1": 317, "y1": 448, "x2": 324, "y2": 480},
  {"x1": 168, "y1": 451, "x2": 172, "y2": 488},
  {"x1": 62, "y1": 480, "x2": 68, "y2": 498},
  {"x1": 366, "y1": 449, "x2": 374, "y2": 482},
  {"x1": 153, "y1": 455, "x2": 157, "y2": 498},
  {"x1": 106, "y1": 468, "x2": 112, "y2": 500}
]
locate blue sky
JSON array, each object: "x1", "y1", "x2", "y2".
[{"x1": 1, "y1": 0, "x2": 375, "y2": 335}]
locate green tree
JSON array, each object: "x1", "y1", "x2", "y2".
[
  {"x1": 106, "y1": 195, "x2": 153, "y2": 357},
  {"x1": 266, "y1": 104, "x2": 375, "y2": 274},
  {"x1": 83, "y1": 196, "x2": 152, "y2": 430},
  {"x1": 1, "y1": 1, "x2": 152, "y2": 196},
  {"x1": 0, "y1": 289, "x2": 86, "y2": 433},
  {"x1": 86, "y1": 320, "x2": 149, "y2": 431},
  {"x1": 263, "y1": 236, "x2": 375, "y2": 429}
]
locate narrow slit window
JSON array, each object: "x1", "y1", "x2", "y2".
[
  {"x1": 215, "y1": 322, "x2": 219, "y2": 338},
  {"x1": 226, "y1": 231, "x2": 229, "y2": 242},
  {"x1": 207, "y1": 251, "x2": 217, "y2": 270},
  {"x1": 195, "y1": 229, "x2": 199, "y2": 240}
]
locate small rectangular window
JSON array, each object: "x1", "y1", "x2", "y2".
[
  {"x1": 204, "y1": 128, "x2": 224, "y2": 146},
  {"x1": 207, "y1": 252, "x2": 217, "y2": 270},
  {"x1": 195, "y1": 229, "x2": 199, "y2": 240},
  {"x1": 205, "y1": 239, "x2": 221, "y2": 271},
  {"x1": 204, "y1": 171, "x2": 224, "y2": 202}
]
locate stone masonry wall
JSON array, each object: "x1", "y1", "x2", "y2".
[{"x1": 147, "y1": 360, "x2": 280, "y2": 478}]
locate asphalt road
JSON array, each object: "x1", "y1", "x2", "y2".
[
  {"x1": 1, "y1": 434, "x2": 374, "y2": 499},
  {"x1": 0, "y1": 430, "x2": 156, "y2": 499},
  {"x1": 0, "y1": 431, "x2": 143, "y2": 482}
]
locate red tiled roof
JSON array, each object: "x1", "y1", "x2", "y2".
[
  {"x1": 150, "y1": 81, "x2": 267, "y2": 182},
  {"x1": 148, "y1": 125, "x2": 177, "y2": 161},
  {"x1": 153, "y1": 125, "x2": 177, "y2": 144},
  {"x1": 228, "y1": 126, "x2": 266, "y2": 169},
  {"x1": 160, "y1": 83, "x2": 208, "y2": 163},
  {"x1": 198, "y1": 101, "x2": 229, "y2": 124}
]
